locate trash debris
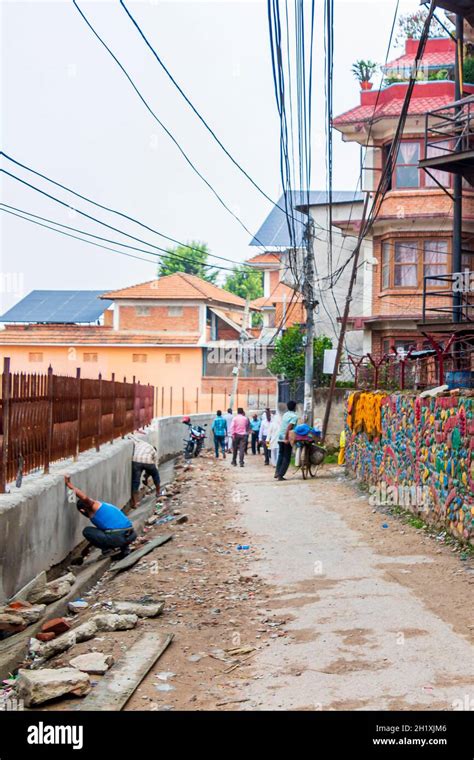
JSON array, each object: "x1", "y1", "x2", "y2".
[
  {"x1": 236, "y1": 545, "x2": 250, "y2": 551},
  {"x1": 68, "y1": 599, "x2": 89, "y2": 614}
]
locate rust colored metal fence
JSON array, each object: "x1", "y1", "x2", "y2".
[
  {"x1": 0, "y1": 358, "x2": 154, "y2": 492},
  {"x1": 349, "y1": 338, "x2": 474, "y2": 392}
]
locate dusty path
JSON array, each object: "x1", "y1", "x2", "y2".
[
  {"x1": 234, "y1": 456, "x2": 474, "y2": 711},
  {"x1": 38, "y1": 450, "x2": 473, "y2": 712}
]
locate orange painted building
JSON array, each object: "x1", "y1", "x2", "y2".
[{"x1": 0, "y1": 273, "x2": 277, "y2": 414}]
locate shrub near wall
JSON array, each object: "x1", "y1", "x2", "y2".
[{"x1": 345, "y1": 393, "x2": 474, "y2": 544}]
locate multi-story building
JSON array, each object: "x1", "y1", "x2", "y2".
[
  {"x1": 333, "y1": 35, "x2": 474, "y2": 357},
  {"x1": 249, "y1": 191, "x2": 365, "y2": 356}
]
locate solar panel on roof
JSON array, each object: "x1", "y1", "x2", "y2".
[{"x1": 0, "y1": 290, "x2": 112, "y2": 323}]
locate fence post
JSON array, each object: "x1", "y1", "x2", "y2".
[
  {"x1": 257, "y1": 388, "x2": 260, "y2": 409},
  {"x1": 110, "y1": 372, "x2": 115, "y2": 444},
  {"x1": 96, "y1": 372, "x2": 102, "y2": 452},
  {"x1": 75, "y1": 368, "x2": 81, "y2": 460},
  {"x1": 0, "y1": 357, "x2": 11, "y2": 493},
  {"x1": 161, "y1": 386, "x2": 164, "y2": 417},
  {"x1": 182, "y1": 387, "x2": 185, "y2": 415},
  {"x1": 224, "y1": 386, "x2": 227, "y2": 410},
  {"x1": 44, "y1": 365, "x2": 53, "y2": 474},
  {"x1": 196, "y1": 387, "x2": 199, "y2": 413},
  {"x1": 210, "y1": 386, "x2": 213, "y2": 412}
]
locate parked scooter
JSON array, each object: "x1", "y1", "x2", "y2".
[{"x1": 182, "y1": 416, "x2": 207, "y2": 459}]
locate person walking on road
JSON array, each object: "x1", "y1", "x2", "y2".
[
  {"x1": 250, "y1": 414, "x2": 262, "y2": 455},
  {"x1": 275, "y1": 400, "x2": 298, "y2": 481},
  {"x1": 259, "y1": 408, "x2": 272, "y2": 465},
  {"x1": 230, "y1": 407, "x2": 250, "y2": 467},
  {"x1": 212, "y1": 409, "x2": 228, "y2": 459},
  {"x1": 223, "y1": 407, "x2": 234, "y2": 453}
]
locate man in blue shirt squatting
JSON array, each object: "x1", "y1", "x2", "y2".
[{"x1": 65, "y1": 476, "x2": 137, "y2": 560}]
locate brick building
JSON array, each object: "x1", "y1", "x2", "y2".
[{"x1": 333, "y1": 36, "x2": 474, "y2": 356}]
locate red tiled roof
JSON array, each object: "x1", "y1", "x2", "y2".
[
  {"x1": 245, "y1": 252, "x2": 281, "y2": 266},
  {"x1": 384, "y1": 39, "x2": 455, "y2": 71},
  {"x1": 102, "y1": 272, "x2": 246, "y2": 308},
  {"x1": 0, "y1": 325, "x2": 201, "y2": 346},
  {"x1": 334, "y1": 93, "x2": 457, "y2": 127},
  {"x1": 252, "y1": 283, "x2": 303, "y2": 309}
]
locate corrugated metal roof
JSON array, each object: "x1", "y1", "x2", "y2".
[
  {"x1": 0, "y1": 290, "x2": 112, "y2": 324},
  {"x1": 250, "y1": 191, "x2": 364, "y2": 247}
]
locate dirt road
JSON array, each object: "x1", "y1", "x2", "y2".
[{"x1": 41, "y1": 451, "x2": 473, "y2": 712}]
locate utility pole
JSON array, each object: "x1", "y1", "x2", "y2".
[
  {"x1": 453, "y1": 12, "x2": 464, "y2": 323},
  {"x1": 322, "y1": 194, "x2": 370, "y2": 442},
  {"x1": 230, "y1": 298, "x2": 250, "y2": 409},
  {"x1": 302, "y1": 217, "x2": 317, "y2": 425}
]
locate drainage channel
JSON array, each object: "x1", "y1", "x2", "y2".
[{"x1": 0, "y1": 455, "x2": 181, "y2": 680}]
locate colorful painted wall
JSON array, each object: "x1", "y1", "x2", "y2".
[{"x1": 345, "y1": 393, "x2": 474, "y2": 544}]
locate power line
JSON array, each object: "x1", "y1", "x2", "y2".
[
  {"x1": 1, "y1": 207, "x2": 159, "y2": 267},
  {"x1": 119, "y1": 0, "x2": 301, "y2": 222},
  {"x1": 0, "y1": 170, "x2": 257, "y2": 276},
  {"x1": 0, "y1": 153, "x2": 258, "y2": 272},
  {"x1": 0, "y1": 202, "x2": 247, "y2": 275},
  {"x1": 71, "y1": 0, "x2": 269, "y2": 249}
]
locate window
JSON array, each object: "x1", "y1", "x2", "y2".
[
  {"x1": 165, "y1": 353, "x2": 180, "y2": 364},
  {"x1": 394, "y1": 241, "x2": 418, "y2": 286},
  {"x1": 395, "y1": 142, "x2": 420, "y2": 188},
  {"x1": 425, "y1": 140, "x2": 452, "y2": 188},
  {"x1": 135, "y1": 306, "x2": 150, "y2": 317},
  {"x1": 132, "y1": 353, "x2": 147, "y2": 363},
  {"x1": 83, "y1": 352, "x2": 98, "y2": 362},
  {"x1": 168, "y1": 306, "x2": 183, "y2": 317},
  {"x1": 381, "y1": 242, "x2": 390, "y2": 289},
  {"x1": 424, "y1": 240, "x2": 448, "y2": 284},
  {"x1": 28, "y1": 352, "x2": 43, "y2": 362},
  {"x1": 382, "y1": 338, "x2": 414, "y2": 355}
]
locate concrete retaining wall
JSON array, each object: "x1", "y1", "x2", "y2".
[{"x1": 0, "y1": 414, "x2": 213, "y2": 603}]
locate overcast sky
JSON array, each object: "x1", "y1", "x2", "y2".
[{"x1": 1, "y1": 0, "x2": 418, "y2": 312}]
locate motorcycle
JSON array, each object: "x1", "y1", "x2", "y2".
[{"x1": 182, "y1": 417, "x2": 207, "y2": 459}]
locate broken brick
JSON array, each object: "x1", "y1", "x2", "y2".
[
  {"x1": 7, "y1": 600, "x2": 32, "y2": 610},
  {"x1": 36, "y1": 632, "x2": 56, "y2": 642},
  {"x1": 41, "y1": 617, "x2": 71, "y2": 636}
]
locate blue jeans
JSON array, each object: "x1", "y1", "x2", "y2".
[
  {"x1": 83, "y1": 526, "x2": 136, "y2": 553},
  {"x1": 214, "y1": 435, "x2": 226, "y2": 457}
]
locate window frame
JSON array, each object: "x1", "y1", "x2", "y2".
[
  {"x1": 385, "y1": 138, "x2": 453, "y2": 190},
  {"x1": 380, "y1": 238, "x2": 450, "y2": 291}
]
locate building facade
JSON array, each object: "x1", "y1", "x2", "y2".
[
  {"x1": 0, "y1": 273, "x2": 277, "y2": 414},
  {"x1": 333, "y1": 36, "x2": 474, "y2": 357}
]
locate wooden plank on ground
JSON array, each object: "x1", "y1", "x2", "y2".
[
  {"x1": 110, "y1": 534, "x2": 173, "y2": 573},
  {"x1": 74, "y1": 632, "x2": 173, "y2": 711}
]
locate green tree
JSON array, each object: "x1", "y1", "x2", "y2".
[
  {"x1": 224, "y1": 265, "x2": 264, "y2": 327},
  {"x1": 269, "y1": 326, "x2": 333, "y2": 387},
  {"x1": 157, "y1": 241, "x2": 217, "y2": 283},
  {"x1": 224, "y1": 266, "x2": 263, "y2": 301}
]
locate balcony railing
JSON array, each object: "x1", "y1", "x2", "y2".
[
  {"x1": 422, "y1": 272, "x2": 474, "y2": 323},
  {"x1": 420, "y1": 96, "x2": 474, "y2": 182}
]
